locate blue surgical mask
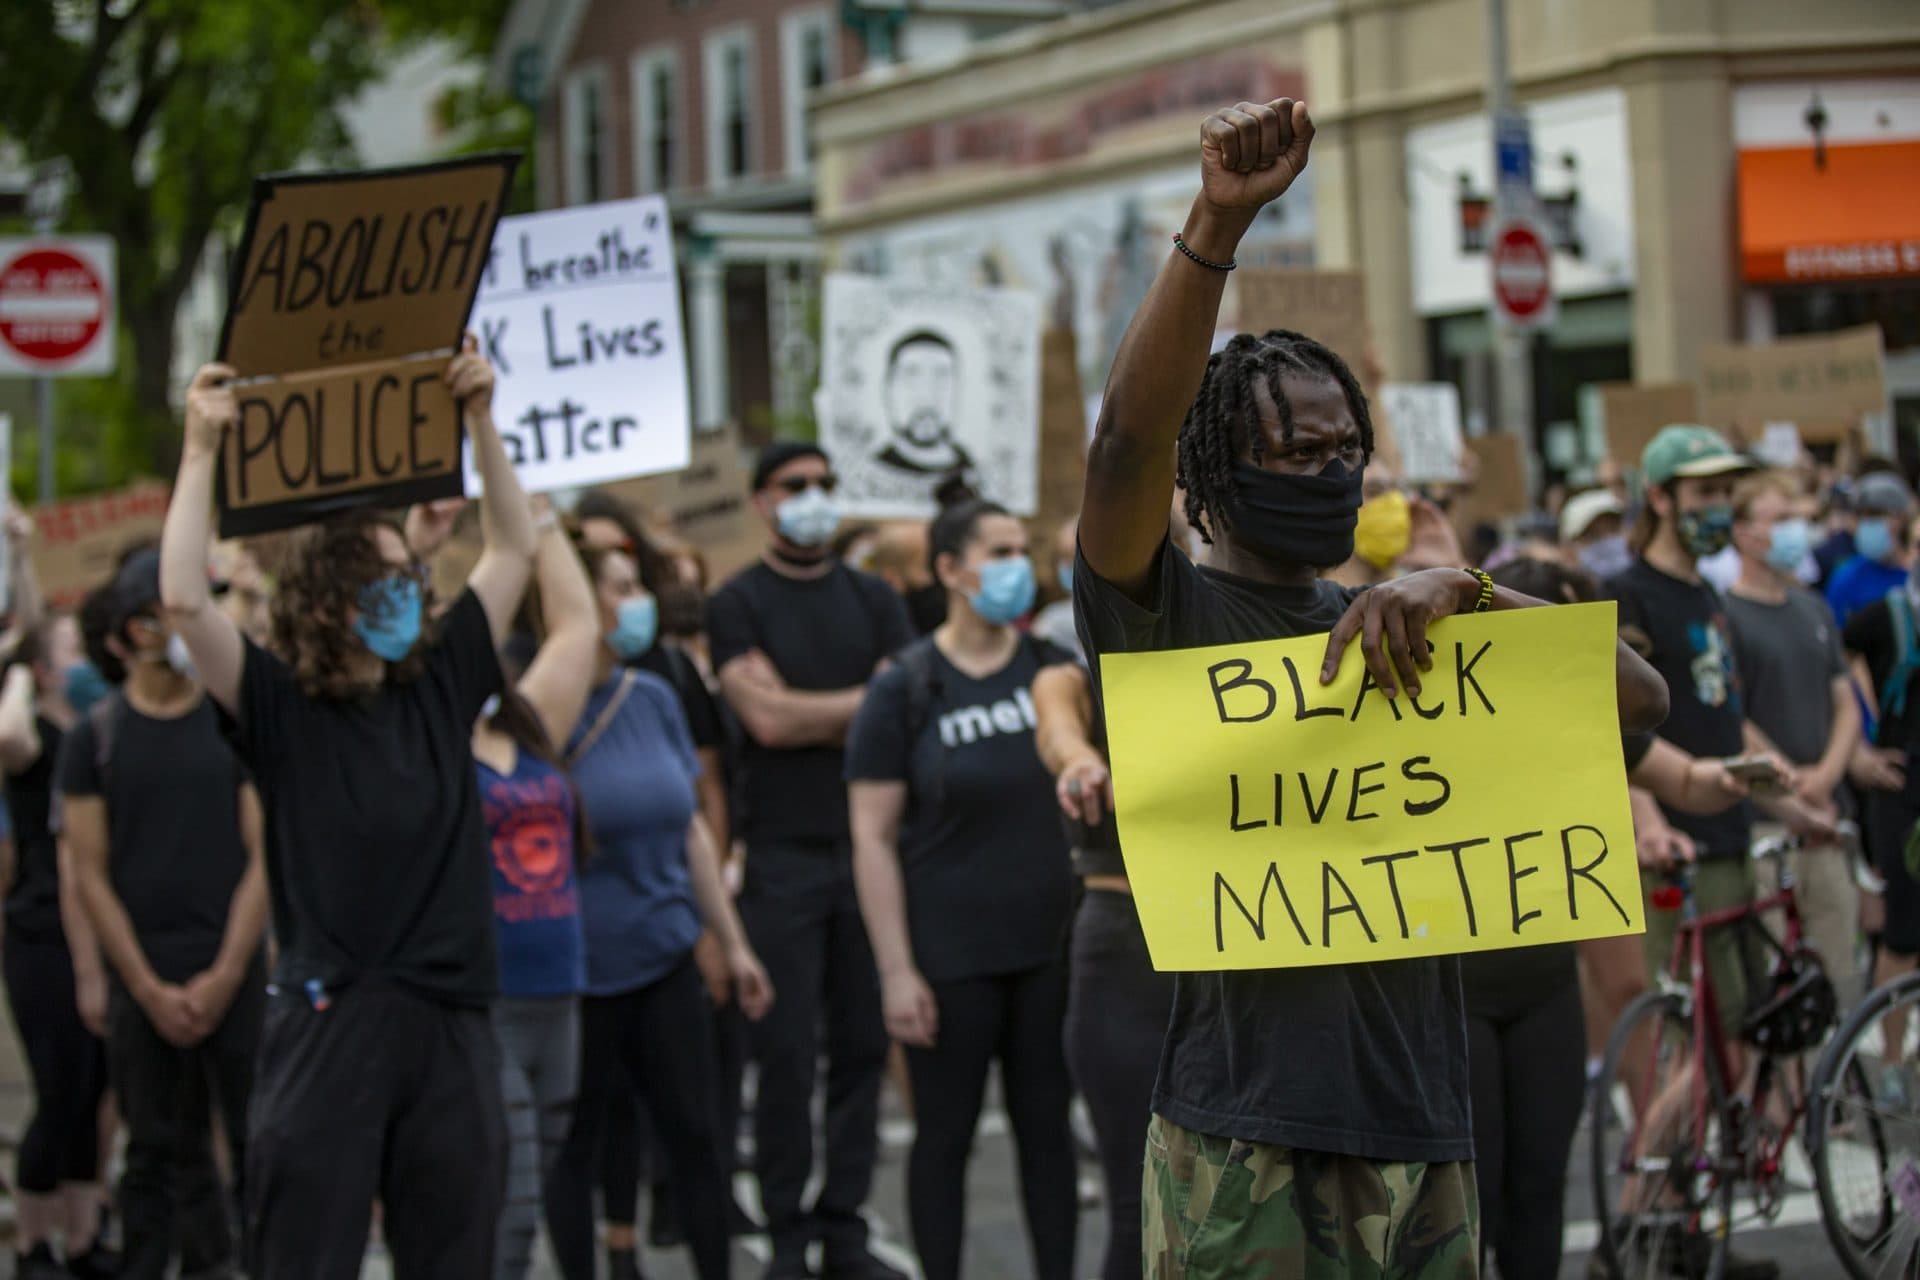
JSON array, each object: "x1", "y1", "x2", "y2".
[
  {"x1": 1057, "y1": 563, "x2": 1073, "y2": 595},
  {"x1": 354, "y1": 576, "x2": 424, "y2": 663},
  {"x1": 64, "y1": 662, "x2": 109, "y2": 714},
  {"x1": 971, "y1": 557, "x2": 1036, "y2": 626},
  {"x1": 1765, "y1": 518, "x2": 1814, "y2": 574},
  {"x1": 1857, "y1": 517, "x2": 1897, "y2": 565},
  {"x1": 776, "y1": 487, "x2": 843, "y2": 549},
  {"x1": 608, "y1": 595, "x2": 659, "y2": 659}
]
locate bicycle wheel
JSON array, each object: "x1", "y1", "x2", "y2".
[
  {"x1": 1810, "y1": 970, "x2": 1920, "y2": 1279},
  {"x1": 1590, "y1": 990, "x2": 1735, "y2": 1280}
]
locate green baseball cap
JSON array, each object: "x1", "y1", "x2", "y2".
[{"x1": 1641, "y1": 424, "x2": 1751, "y2": 487}]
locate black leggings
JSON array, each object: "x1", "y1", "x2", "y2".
[
  {"x1": 906, "y1": 962, "x2": 1077, "y2": 1280},
  {"x1": 1463, "y1": 948, "x2": 1586, "y2": 1280},
  {"x1": 2, "y1": 931, "x2": 105, "y2": 1193},
  {"x1": 1062, "y1": 889, "x2": 1175, "y2": 1280},
  {"x1": 548, "y1": 956, "x2": 729, "y2": 1280}
]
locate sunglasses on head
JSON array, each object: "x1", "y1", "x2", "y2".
[{"x1": 775, "y1": 475, "x2": 839, "y2": 497}]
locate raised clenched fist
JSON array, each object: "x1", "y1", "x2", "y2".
[
  {"x1": 183, "y1": 363, "x2": 239, "y2": 458},
  {"x1": 1199, "y1": 99, "x2": 1315, "y2": 213}
]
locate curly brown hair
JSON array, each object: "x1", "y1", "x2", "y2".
[{"x1": 269, "y1": 509, "x2": 436, "y2": 700}]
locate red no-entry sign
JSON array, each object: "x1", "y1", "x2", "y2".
[
  {"x1": 1489, "y1": 219, "x2": 1555, "y2": 331},
  {"x1": 0, "y1": 238, "x2": 117, "y2": 376}
]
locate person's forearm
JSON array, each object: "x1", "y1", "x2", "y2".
[
  {"x1": 470, "y1": 403, "x2": 537, "y2": 559},
  {"x1": 696, "y1": 769, "x2": 731, "y2": 865},
  {"x1": 0, "y1": 669, "x2": 39, "y2": 763},
  {"x1": 534, "y1": 522, "x2": 594, "y2": 632},
  {"x1": 160, "y1": 447, "x2": 218, "y2": 618},
  {"x1": 1744, "y1": 721, "x2": 1783, "y2": 760},
  {"x1": 9, "y1": 549, "x2": 43, "y2": 639},
  {"x1": 69, "y1": 854, "x2": 152, "y2": 997},
  {"x1": 686, "y1": 816, "x2": 747, "y2": 954},
  {"x1": 734, "y1": 682, "x2": 864, "y2": 749},
  {"x1": 209, "y1": 860, "x2": 267, "y2": 983},
  {"x1": 1818, "y1": 689, "x2": 1862, "y2": 786},
  {"x1": 1032, "y1": 669, "x2": 1095, "y2": 776},
  {"x1": 852, "y1": 835, "x2": 918, "y2": 980}
]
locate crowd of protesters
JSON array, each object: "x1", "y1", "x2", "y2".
[{"x1": 0, "y1": 95, "x2": 1907, "y2": 1280}]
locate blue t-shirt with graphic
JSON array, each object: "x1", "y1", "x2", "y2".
[
  {"x1": 569, "y1": 671, "x2": 703, "y2": 996},
  {"x1": 482, "y1": 750, "x2": 586, "y2": 998}
]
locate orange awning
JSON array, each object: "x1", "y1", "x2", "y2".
[{"x1": 1738, "y1": 139, "x2": 1920, "y2": 284}]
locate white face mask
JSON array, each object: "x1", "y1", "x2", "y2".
[
  {"x1": 165, "y1": 633, "x2": 197, "y2": 680},
  {"x1": 776, "y1": 487, "x2": 844, "y2": 548}
]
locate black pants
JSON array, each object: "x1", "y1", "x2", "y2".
[
  {"x1": 1063, "y1": 889, "x2": 1175, "y2": 1280},
  {"x1": 549, "y1": 957, "x2": 729, "y2": 1280},
  {"x1": 109, "y1": 968, "x2": 264, "y2": 1280},
  {"x1": 906, "y1": 963, "x2": 1078, "y2": 1280},
  {"x1": 244, "y1": 983, "x2": 506, "y2": 1280},
  {"x1": 1463, "y1": 947, "x2": 1586, "y2": 1280},
  {"x1": 598, "y1": 989, "x2": 749, "y2": 1233},
  {"x1": 739, "y1": 841, "x2": 888, "y2": 1260},
  {"x1": 2, "y1": 930, "x2": 105, "y2": 1193}
]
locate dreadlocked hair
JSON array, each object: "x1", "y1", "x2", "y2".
[{"x1": 1174, "y1": 328, "x2": 1375, "y2": 545}]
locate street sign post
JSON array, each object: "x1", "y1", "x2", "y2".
[
  {"x1": 0, "y1": 237, "x2": 116, "y2": 376},
  {"x1": 1490, "y1": 216, "x2": 1556, "y2": 331}
]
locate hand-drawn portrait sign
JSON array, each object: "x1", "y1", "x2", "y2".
[
  {"x1": 215, "y1": 154, "x2": 518, "y2": 536},
  {"x1": 1101, "y1": 603, "x2": 1642, "y2": 971}
]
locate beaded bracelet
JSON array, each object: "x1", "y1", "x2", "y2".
[
  {"x1": 1465, "y1": 567, "x2": 1496, "y2": 613},
  {"x1": 1172, "y1": 233, "x2": 1236, "y2": 272}
]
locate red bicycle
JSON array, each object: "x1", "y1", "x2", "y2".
[{"x1": 1588, "y1": 830, "x2": 1853, "y2": 1279}]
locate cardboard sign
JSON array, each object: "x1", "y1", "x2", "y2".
[
  {"x1": 820, "y1": 274, "x2": 1042, "y2": 518},
  {"x1": 215, "y1": 155, "x2": 518, "y2": 536},
  {"x1": 466, "y1": 197, "x2": 691, "y2": 495},
  {"x1": 1379, "y1": 383, "x2": 1465, "y2": 483},
  {"x1": 1696, "y1": 325, "x2": 1887, "y2": 440},
  {"x1": 30, "y1": 481, "x2": 172, "y2": 609},
  {"x1": 1036, "y1": 328, "x2": 1088, "y2": 537},
  {"x1": 603, "y1": 426, "x2": 761, "y2": 581},
  {"x1": 1597, "y1": 383, "x2": 1698, "y2": 468},
  {"x1": 1233, "y1": 269, "x2": 1370, "y2": 372},
  {"x1": 1101, "y1": 603, "x2": 1641, "y2": 970},
  {"x1": 1463, "y1": 432, "x2": 1528, "y2": 519}
]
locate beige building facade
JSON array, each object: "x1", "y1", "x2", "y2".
[{"x1": 814, "y1": 0, "x2": 1920, "y2": 483}]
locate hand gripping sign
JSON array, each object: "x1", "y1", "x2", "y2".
[
  {"x1": 1101, "y1": 602, "x2": 1643, "y2": 971},
  {"x1": 214, "y1": 154, "x2": 519, "y2": 537}
]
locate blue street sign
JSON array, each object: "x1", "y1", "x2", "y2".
[{"x1": 1495, "y1": 110, "x2": 1533, "y2": 195}]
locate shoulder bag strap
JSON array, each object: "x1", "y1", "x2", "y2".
[{"x1": 564, "y1": 671, "x2": 637, "y2": 769}]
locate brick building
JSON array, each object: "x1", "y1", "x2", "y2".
[{"x1": 492, "y1": 0, "x2": 1070, "y2": 440}]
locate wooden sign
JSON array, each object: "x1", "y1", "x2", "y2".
[
  {"x1": 31, "y1": 481, "x2": 172, "y2": 609},
  {"x1": 1233, "y1": 269, "x2": 1370, "y2": 373},
  {"x1": 215, "y1": 154, "x2": 518, "y2": 536},
  {"x1": 1696, "y1": 325, "x2": 1886, "y2": 441},
  {"x1": 1462, "y1": 433, "x2": 1528, "y2": 520},
  {"x1": 1597, "y1": 383, "x2": 1699, "y2": 469},
  {"x1": 1036, "y1": 328, "x2": 1088, "y2": 537}
]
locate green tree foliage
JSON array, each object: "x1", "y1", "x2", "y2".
[{"x1": 0, "y1": 0, "x2": 521, "y2": 493}]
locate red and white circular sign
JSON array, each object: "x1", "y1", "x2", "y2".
[
  {"x1": 0, "y1": 246, "x2": 107, "y2": 366},
  {"x1": 1490, "y1": 220, "x2": 1554, "y2": 328}
]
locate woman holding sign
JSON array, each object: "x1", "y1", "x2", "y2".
[
  {"x1": 1072, "y1": 98, "x2": 1668, "y2": 1278},
  {"x1": 160, "y1": 342, "x2": 539, "y2": 1278},
  {"x1": 847, "y1": 482, "x2": 1079, "y2": 1280}
]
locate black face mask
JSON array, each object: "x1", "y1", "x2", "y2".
[{"x1": 1220, "y1": 459, "x2": 1364, "y2": 568}]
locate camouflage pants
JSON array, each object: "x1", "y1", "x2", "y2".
[{"x1": 1143, "y1": 1115, "x2": 1480, "y2": 1279}]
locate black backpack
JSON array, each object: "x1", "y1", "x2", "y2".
[{"x1": 892, "y1": 633, "x2": 1068, "y2": 815}]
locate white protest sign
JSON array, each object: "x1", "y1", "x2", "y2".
[
  {"x1": 466, "y1": 196, "x2": 691, "y2": 494},
  {"x1": 1380, "y1": 383, "x2": 1466, "y2": 484},
  {"x1": 1755, "y1": 422, "x2": 1804, "y2": 470},
  {"x1": 820, "y1": 274, "x2": 1041, "y2": 518}
]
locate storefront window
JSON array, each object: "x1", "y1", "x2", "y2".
[{"x1": 1771, "y1": 285, "x2": 1920, "y2": 352}]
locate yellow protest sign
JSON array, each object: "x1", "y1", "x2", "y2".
[{"x1": 1101, "y1": 602, "x2": 1642, "y2": 971}]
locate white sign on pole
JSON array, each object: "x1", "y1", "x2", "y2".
[
  {"x1": 1380, "y1": 382, "x2": 1466, "y2": 483},
  {"x1": 465, "y1": 196, "x2": 691, "y2": 494},
  {"x1": 0, "y1": 237, "x2": 117, "y2": 376},
  {"x1": 820, "y1": 273, "x2": 1042, "y2": 518}
]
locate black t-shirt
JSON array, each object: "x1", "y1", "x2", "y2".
[
  {"x1": 630, "y1": 643, "x2": 722, "y2": 751},
  {"x1": 1607, "y1": 560, "x2": 1751, "y2": 860},
  {"x1": 1074, "y1": 539, "x2": 1471, "y2": 1162},
  {"x1": 1846, "y1": 597, "x2": 1920, "y2": 781},
  {"x1": 708, "y1": 562, "x2": 915, "y2": 844},
  {"x1": 4, "y1": 715, "x2": 65, "y2": 942},
  {"x1": 845, "y1": 637, "x2": 1075, "y2": 982},
  {"x1": 226, "y1": 589, "x2": 503, "y2": 1005},
  {"x1": 58, "y1": 697, "x2": 252, "y2": 983}
]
